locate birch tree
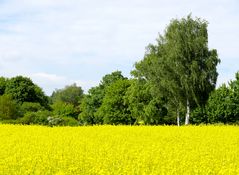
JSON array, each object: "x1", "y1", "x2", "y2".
[{"x1": 133, "y1": 14, "x2": 220, "y2": 125}]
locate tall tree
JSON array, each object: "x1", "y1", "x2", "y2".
[{"x1": 133, "y1": 14, "x2": 220, "y2": 125}]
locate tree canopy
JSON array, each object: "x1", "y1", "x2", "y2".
[
  {"x1": 79, "y1": 71, "x2": 127, "y2": 125},
  {"x1": 133, "y1": 15, "x2": 220, "y2": 125},
  {"x1": 5, "y1": 76, "x2": 49, "y2": 109},
  {"x1": 51, "y1": 83, "x2": 83, "y2": 106}
]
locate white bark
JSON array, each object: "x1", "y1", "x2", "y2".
[
  {"x1": 177, "y1": 109, "x2": 180, "y2": 126},
  {"x1": 185, "y1": 99, "x2": 190, "y2": 125}
]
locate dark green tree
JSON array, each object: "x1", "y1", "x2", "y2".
[
  {"x1": 5, "y1": 76, "x2": 49, "y2": 109},
  {"x1": 0, "y1": 77, "x2": 8, "y2": 95}
]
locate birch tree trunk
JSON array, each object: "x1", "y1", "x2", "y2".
[
  {"x1": 177, "y1": 109, "x2": 180, "y2": 126},
  {"x1": 185, "y1": 99, "x2": 190, "y2": 125}
]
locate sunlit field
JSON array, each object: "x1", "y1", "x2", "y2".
[{"x1": 1, "y1": 125, "x2": 239, "y2": 175}]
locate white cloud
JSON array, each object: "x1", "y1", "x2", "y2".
[
  {"x1": 30, "y1": 72, "x2": 99, "y2": 95},
  {"x1": 32, "y1": 73, "x2": 66, "y2": 83},
  {"x1": 24, "y1": 73, "x2": 67, "y2": 95}
]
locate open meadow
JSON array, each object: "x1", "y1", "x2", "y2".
[{"x1": 1, "y1": 124, "x2": 239, "y2": 174}]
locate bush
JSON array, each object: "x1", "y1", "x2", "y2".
[
  {"x1": 19, "y1": 110, "x2": 51, "y2": 125},
  {"x1": 0, "y1": 119, "x2": 19, "y2": 124},
  {"x1": 60, "y1": 117, "x2": 79, "y2": 126},
  {"x1": 21, "y1": 102, "x2": 44, "y2": 114},
  {"x1": 52, "y1": 101, "x2": 78, "y2": 119},
  {"x1": 48, "y1": 116, "x2": 79, "y2": 126}
]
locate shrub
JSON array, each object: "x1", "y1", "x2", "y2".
[
  {"x1": 52, "y1": 101, "x2": 78, "y2": 119},
  {"x1": 19, "y1": 110, "x2": 51, "y2": 125},
  {"x1": 48, "y1": 116, "x2": 79, "y2": 126},
  {"x1": 21, "y1": 102, "x2": 44, "y2": 114}
]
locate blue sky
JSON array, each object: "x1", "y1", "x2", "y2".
[{"x1": 0, "y1": 0, "x2": 238, "y2": 95}]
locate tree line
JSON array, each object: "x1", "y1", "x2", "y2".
[{"x1": 0, "y1": 15, "x2": 238, "y2": 126}]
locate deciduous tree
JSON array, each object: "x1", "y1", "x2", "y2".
[{"x1": 133, "y1": 14, "x2": 220, "y2": 125}]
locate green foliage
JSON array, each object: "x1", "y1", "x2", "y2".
[
  {"x1": 0, "y1": 15, "x2": 236, "y2": 126},
  {"x1": 0, "y1": 77, "x2": 8, "y2": 95},
  {"x1": 78, "y1": 94, "x2": 98, "y2": 125},
  {"x1": 100, "y1": 71, "x2": 126, "y2": 88},
  {"x1": 125, "y1": 79, "x2": 169, "y2": 125},
  {"x1": 19, "y1": 110, "x2": 51, "y2": 125},
  {"x1": 21, "y1": 102, "x2": 44, "y2": 114},
  {"x1": 124, "y1": 79, "x2": 151, "y2": 122},
  {"x1": 79, "y1": 71, "x2": 127, "y2": 125},
  {"x1": 0, "y1": 94, "x2": 20, "y2": 120},
  {"x1": 52, "y1": 101, "x2": 77, "y2": 118},
  {"x1": 19, "y1": 110, "x2": 78, "y2": 126},
  {"x1": 205, "y1": 72, "x2": 239, "y2": 124},
  {"x1": 144, "y1": 99, "x2": 169, "y2": 124},
  {"x1": 190, "y1": 106, "x2": 208, "y2": 124},
  {"x1": 51, "y1": 83, "x2": 83, "y2": 106},
  {"x1": 205, "y1": 85, "x2": 231, "y2": 123},
  {"x1": 48, "y1": 116, "x2": 79, "y2": 126},
  {"x1": 59, "y1": 116, "x2": 79, "y2": 126},
  {"x1": 228, "y1": 72, "x2": 239, "y2": 119},
  {"x1": 96, "y1": 79, "x2": 134, "y2": 125},
  {"x1": 133, "y1": 14, "x2": 220, "y2": 124},
  {"x1": 0, "y1": 119, "x2": 19, "y2": 124},
  {"x1": 5, "y1": 76, "x2": 49, "y2": 108}
]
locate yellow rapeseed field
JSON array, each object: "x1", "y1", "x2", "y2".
[{"x1": 0, "y1": 124, "x2": 239, "y2": 175}]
